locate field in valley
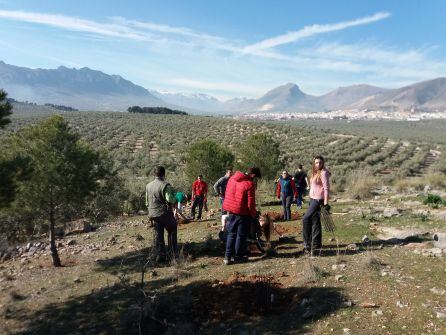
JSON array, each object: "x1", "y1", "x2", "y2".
[{"x1": 1, "y1": 109, "x2": 446, "y2": 334}]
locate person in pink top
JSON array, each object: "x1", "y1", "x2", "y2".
[{"x1": 302, "y1": 156, "x2": 331, "y2": 254}]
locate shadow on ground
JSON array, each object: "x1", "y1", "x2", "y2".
[
  {"x1": 8, "y1": 277, "x2": 345, "y2": 335},
  {"x1": 95, "y1": 236, "x2": 224, "y2": 275}
]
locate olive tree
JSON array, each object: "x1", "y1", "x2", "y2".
[
  {"x1": 7, "y1": 115, "x2": 115, "y2": 266},
  {"x1": 185, "y1": 139, "x2": 234, "y2": 186},
  {"x1": 237, "y1": 133, "x2": 282, "y2": 180},
  {"x1": 0, "y1": 90, "x2": 31, "y2": 209},
  {"x1": 0, "y1": 89, "x2": 12, "y2": 128}
]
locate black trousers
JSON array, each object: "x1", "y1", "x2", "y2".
[
  {"x1": 302, "y1": 198, "x2": 323, "y2": 250},
  {"x1": 191, "y1": 195, "x2": 204, "y2": 219},
  {"x1": 152, "y1": 211, "x2": 178, "y2": 259}
]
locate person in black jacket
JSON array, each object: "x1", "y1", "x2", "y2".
[
  {"x1": 294, "y1": 164, "x2": 309, "y2": 209},
  {"x1": 213, "y1": 168, "x2": 233, "y2": 215}
]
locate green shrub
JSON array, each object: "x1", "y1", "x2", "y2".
[
  {"x1": 423, "y1": 194, "x2": 445, "y2": 206},
  {"x1": 185, "y1": 139, "x2": 234, "y2": 185}
]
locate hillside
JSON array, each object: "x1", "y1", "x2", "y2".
[
  {"x1": 2, "y1": 61, "x2": 446, "y2": 114},
  {"x1": 1, "y1": 191, "x2": 446, "y2": 334},
  {"x1": 0, "y1": 61, "x2": 165, "y2": 111},
  {"x1": 232, "y1": 83, "x2": 325, "y2": 113},
  {"x1": 318, "y1": 84, "x2": 388, "y2": 110},
  {"x1": 349, "y1": 78, "x2": 446, "y2": 111},
  {"x1": 1, "y1": 110, "x2": 446, "y2": 334}
]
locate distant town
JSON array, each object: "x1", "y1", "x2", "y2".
[{"x1": 236, "y1": 108, "x2": 446, "y2": 121}]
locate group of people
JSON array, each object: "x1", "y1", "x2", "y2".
[{"x1": 145, "y1": 156, "x2": 330, "y2": 264}]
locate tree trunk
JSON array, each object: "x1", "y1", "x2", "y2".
[{"x1": 49, "y1": 207, "x2": 62, "y2": 267}]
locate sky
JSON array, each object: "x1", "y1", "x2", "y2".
[{"x1": 1, "y1": 0, "x2": 446, "y2": 100}]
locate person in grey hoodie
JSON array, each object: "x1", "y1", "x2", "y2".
[{"x1": 213, "y1": 168, "x2": 233, "y2": 215}]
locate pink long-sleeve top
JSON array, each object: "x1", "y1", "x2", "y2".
[{"x1": 309, "y1": 170, "x2": 330, "y2": 201}]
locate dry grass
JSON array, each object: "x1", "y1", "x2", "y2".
[
  {"x1": 394, "y1": 177, "x2": 424, "y2": 192},
  {"x1": 170, "y1": 246, "x2": 192, "y2": 282},
  {"x1": 423, "y1": 172, "x2": 446, "y2": 188},
  {"x1": 346, "y1": 169, "x2": 380, "y2": 200},
  {"x1": 300, "y1": 257, "x2": 328, "y2": 283},
  {"x1": 361, "y1": 250, "x2": 384, "y2": 272},
  {"x1": 394, "y1": 172, "x2": 446, "y2": 192}
]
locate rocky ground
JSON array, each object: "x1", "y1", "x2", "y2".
[{"x1": 1, "y1": 189, "x2": 446, "y2": 334}]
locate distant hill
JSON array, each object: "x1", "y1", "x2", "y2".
[
  {"x1": 318, "y1": 84, "x2": 388, "y2": 110},
  {"x1": 2, "y1": 60, "x2": 446, "y2": 114},
  {"x1": 0, "y1": 61, "x2": 165, "y2": 111},
  {"x1": 347, "y1": 78, "x2": 446, "y2": 111},
  {"x1": 223, "y1": 83, "x2": 325, "y2": 114}
]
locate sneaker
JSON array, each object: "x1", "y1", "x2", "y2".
[{"x1": 223, "y1": 258, "x2": 233, "y2": 265}]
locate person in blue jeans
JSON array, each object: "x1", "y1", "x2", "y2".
[
  {"x1": 293, "y1": 164, "x2": 309, "y2": 209},
  {"x1": 222, "y1": 167, "x2": 262, "y2": 265},
  {"x1": 276, "y1": 170, "x2": 298, "y2": 220}
]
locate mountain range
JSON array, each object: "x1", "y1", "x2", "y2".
[{"x1": 1, "y1": 60, "x2": 446, "y2": 114}]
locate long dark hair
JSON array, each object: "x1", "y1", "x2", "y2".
[{"x1": 310, "y1": 156, "x2": 325, "y2": 182}]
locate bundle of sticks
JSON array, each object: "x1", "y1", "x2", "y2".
[{"x1": 320, "y1": 207, "x2": 336, "y2": 233}]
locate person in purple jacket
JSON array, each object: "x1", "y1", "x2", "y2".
[{"x1": 302, "y1": 156, "x2": 331, "y2": 254}]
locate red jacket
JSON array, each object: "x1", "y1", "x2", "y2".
[
  {"x1": 192, "y1": 180, "x2": 208, "y2": 197},
  {"x1": 276, "y1": 177, "x2": 298, "y2": 198},
  {"x1": 222, "y1": 171, "x2": 256, "y2": 218}
]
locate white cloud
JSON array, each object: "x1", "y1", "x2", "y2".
[
  {"x1": 0, "y1": 10, "x2": 239, "y2": 52},
  {"x1": 300, "y1": 42, "x2": 446, "y2": 80},
  {"x1": 0, "y1": 10, "x2": 157, "y2": 41},
  {"x1": 2, "y1": 9, "x2": 446, "y2": 97},
  {"x1": 242, "y1": 12, "x2": 391, "y2": 54}
]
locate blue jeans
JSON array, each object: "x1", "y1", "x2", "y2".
[{"x1": 225, "y1": 214, "x2": 250, "y2": 259}]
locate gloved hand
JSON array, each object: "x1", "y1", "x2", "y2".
[{"x1": 323, "y1": 204, "x2": 331, "y2": 212}]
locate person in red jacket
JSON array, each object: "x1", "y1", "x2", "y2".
[
  {"x1": 276, "y1": 170, "x2": 298, "y2": 221},
  {"x1": 191, "y1": 175, "x2": 208, "y2": 220},
  {"x1": 222, "y1": 167, "x2": 261, "y2": 265}
]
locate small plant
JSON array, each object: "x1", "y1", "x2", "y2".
[
  {"x1": 301, "y1": 257, "x2": 328, "y2": 283},
  {"x1": 367, "y1": 214, "x2": 379, "y2": 222},
  {"x1": 170, "y1": 246, "x2": 191, "y2": 282},
  {"x1": 362, "y1": 251, "x2": 383, "y2": 271},
  {"x1": 418, "y1": 213, "x2": 429, "y2": 222},
  {"x1": 423, "y1": 194, "x2": 445, "y2": 207}
]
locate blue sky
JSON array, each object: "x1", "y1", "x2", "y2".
[{"x1": 1, "y1": 0, "x2": 446, "y2": 100}]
